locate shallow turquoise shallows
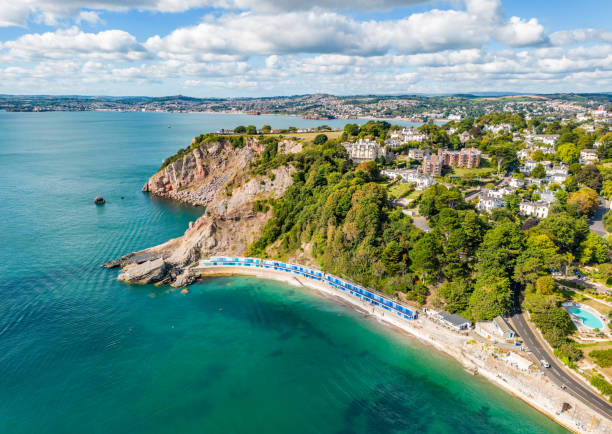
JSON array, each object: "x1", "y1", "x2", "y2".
[
  {"x1": 0, "y1": 111, "x2": 567, "y2": 433},
  {"x1": 568, "y1": 307, "x2": 604, "y2": 329}
]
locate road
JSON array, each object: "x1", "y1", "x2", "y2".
[
  {"x1": 509, "y1": 311, "x2": 612, "y2": 420},
  {"x1": 589, "y1": 199, "x2": 608, "y2": 238}
]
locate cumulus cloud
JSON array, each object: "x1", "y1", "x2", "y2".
[
  {"x1": 0, "y1": 0, "x2": 428, "y2": 27},
  {"x1": 495, "y1": 17, "x2": 547, "y2": 47},
  {"x1": 1, "y1": 27, "x2": 147, "y2": 61},
  {"x1": 549, "y1": 29, "x2": 612, "y2": 46}
]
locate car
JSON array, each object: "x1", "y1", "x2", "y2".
[{"x1": 541, "y1": 359, "x2": 551, "y2": 368}]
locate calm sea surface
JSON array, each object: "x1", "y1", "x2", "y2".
[{"x1": 0, "y1": 111, "x2": 566, "y2": 433}]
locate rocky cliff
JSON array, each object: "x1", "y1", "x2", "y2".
[{"x1": 103, "y1": 137, "x2": 296, "y2": 287}]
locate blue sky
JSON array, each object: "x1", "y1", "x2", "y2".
[{"x1": 0, "y1": 0, "x2": 610, "y2": 96}]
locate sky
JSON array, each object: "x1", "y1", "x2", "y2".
[{"x1": 0, "y1": 0, "x2": 611, "y2": 97}]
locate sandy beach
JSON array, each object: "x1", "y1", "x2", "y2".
[{"x1": 196, "y1": 265, "x2": 612, "y2": 434}]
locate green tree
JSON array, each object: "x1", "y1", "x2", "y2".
[
  {"x1": 262, "y1": 125, "x2": 272, "y2": 134},
  {"x1": 530, "y1": 163, "x2": 546, "y2": 178},
  {"x1": 234, "y1": 125, "x2": 246, "y2": 133},
  {"x1": 468, "y1": 276, "x2": 512, "y2": 321},
  {"x1": 535, "y1": 275, "x2": 557, "y2": 295},
  {"x1": 575, "y1": 164, "x2": 603, "y2": 191},
  {"x1": 557, "y1": 143, "x2": 580, "y2": 164},
  {"x1": 579, "y1": 233, "x2": 609, "y2": 265},
  {"x1": 314, "y1": 134, "x2": 328, "y2": 145},
  {"x1": 409, "y1": 232, "x2": 443, "y2": 283},
  {"x1": 246, "y1": 125, "x2": 257, "y2": 135},
  {"x1": 504, "y1": 193, "x2": 521, "y2": 215}
]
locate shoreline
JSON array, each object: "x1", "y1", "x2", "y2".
[{"x1": 195, "y1": 265, "x2": 612, "y2": 433}]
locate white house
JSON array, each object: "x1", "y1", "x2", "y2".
[
  {"x1": 477, "y1": 192, "x2": 505, "y2": 212},
  {"x1": 579, "y1": 149, "x2": 599, "y2": 165},
  {"x1": 484, "y1": 124, "x2": 512, "y2": 134},
  {"x1": 520, "y1": 200, "x2": 550, "y2": 219},
  {"x1": 380, "y1": 169, "x2": 436, "y2": 190},
  {"x1": 343, "y1": 139, "x2": 389, "y2": 162},
  {"x1": 539, "y1": 190, "x2": 556, "y2": 203},
  {"x1": 509, "y1": 178, "x2": 525, "y2": 188}
]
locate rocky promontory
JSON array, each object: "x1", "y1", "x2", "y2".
[{"x1": 103, "y1": 136, "x2": 297, "y2": 287}]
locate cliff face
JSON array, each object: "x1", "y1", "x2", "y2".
[
  {"x1": 104, "y1": 137, "x2": 296, "y2": 287},
  {"x1": 142, "y1": 139, "x2": 261, "y2": 206}
]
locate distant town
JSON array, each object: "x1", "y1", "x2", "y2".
[{"x1": 1, "y1": 93, "x2": 611, "y2": 123}]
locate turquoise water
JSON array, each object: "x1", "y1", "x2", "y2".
[
  {"x1": 568, "y1": 307, "x2": 604, "y2": 329},
  {"x1": 0, "y1": 111, "x2": 567, "y2": 433}
]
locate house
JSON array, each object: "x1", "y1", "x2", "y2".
[
  {"x1": 520, "y1": 200, "x2": 550, "y2": 218},
  {"x1": 477, "y1": 192, "x2": 505, "y2": 212},
  {"x1": 484, "y1": 124, "x2": 511, "y2": 134},
  {"x1": 421, "y1": 155, "x2": 443, "y2": 176},
  {"x1": 525, "y1": 177, "x2": 544, "y2": 186},
  {"x1": 393, "y1": 127, "x2": 427, "y2": 143},
  {"x1": 579, "y1": 149, "x2": 599, "y2": 165},
  {"x1": 539, "y1": 190, "x2": 556, "y2": 203},
  {"x1": 459, "y1": 131, "x2": 472, "y2": 143},
  {"x1": 545, "y1": 164, "x2": 569, "y2": 184},
  {"x1": 384, "y1": 138, "x2": 403, "y2": 149},
  {"x1": 493, "y1": 316, "x2": 516, "y2": 340},
  {"x1": 516, "y1": 149, "x2": 530, "y2": 160},
  {"x1": 342, "y1": 139, "x2": 388, "y2": 162},
  {"x1": 380, "y1": 169, "x2": 436, "y2": 190},
  {"x1": 438, "y1": 311, "x2": 472, "y2": 330},
  {"x1": 521, "y1": 160, "x2": 539, "y2": 174},
  {"x1": 509, "y1": 178, "x2": 525, "y2": 188},
  {"x1": 408, "y1": 148, "x2": 431, "y2": 160},
  {"x1": 531, "y1": 134, "x2": 559, "y2": 146}
]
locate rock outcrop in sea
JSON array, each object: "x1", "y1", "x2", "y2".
[{"x1": 103, "y1": 137, "x2": 297, "y2": 287}]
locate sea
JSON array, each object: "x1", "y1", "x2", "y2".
[{"x1": 0, "y1": 111, "x2": 567, "y2": 433}]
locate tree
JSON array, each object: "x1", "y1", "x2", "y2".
[
  {"x1": 468, "y1": 276, "x2": 512, "y2": 321},
  {"x1": 575, "y1": 164, "x2": 603, "y2": 191},
  {"x1": 537, "y1": 212, "x2": 589, "y2": 254},
  {"x1": 579, "y1": 233, "x2": 609, "y2": 265},
  {"x1": 530, "y1": 163, "x2": 546, "y2": 178},
  {"x1": 246, "y1": 125, "x2": 257, "y2": 135},
  {"x1": 568, "y1": 188, "x2": 600, "y2": 216},
  {"x1": 314, "y1": 134, "x2": 328, "y2": 145},
  {"x1": 504, "y1": 193, "x2": 521, "y2": 215},
  {"x1": 344, "y1": 123, "x2": 360, "y2": 136},
  {"x1": 601, "y1": 180, "x2": 612, "y2": 200},
  {"x1": 535, "y1": 275, "x2": 557, "y2": 295},
  {"x1": 557, "y1": 143, "x2": 580, "y2": 164},
  {"x1": 234, "y1": 125, "x2": 246, "y2": 133},
  {"x1": 409, "y1": 232, "x2": 443, "y2": 283},
  {"x1": 262, "y1": 125, "x2": 271, "y2": 134}
]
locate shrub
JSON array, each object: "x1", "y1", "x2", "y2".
[
  {"x1": 590, "y1": 374, "x2": 612, "y2": 396},
  {"x1": 590, "y1": 349, "x2": 612, "y2": 368}
]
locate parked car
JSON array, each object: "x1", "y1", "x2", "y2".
[{"x1": 541, "y1": 359, "x2": 551, "y2": 368}]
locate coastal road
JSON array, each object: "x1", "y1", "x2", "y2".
[
  {"x1": 509, "y1": 312, "x2": 612, "y2": 421},
  {"x1": 589, "y1": 198, "x2": 608, "y2": 238}
]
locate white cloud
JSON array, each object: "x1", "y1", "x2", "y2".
[
  {"x1": 76, "y1": 11, "x2": 102, "y2": 25},
  {"x1": 496, "y1": 16, "x2": 547, "y2": 47},
  {"x1": 1, "y1": 27, "x2": 147, "y2": 61},
  {"x1": 550, "y1": 29, "x2": 612, "y2": 46}
]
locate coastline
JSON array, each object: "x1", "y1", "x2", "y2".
[{"x1": 195, "y1": 265, "x2": 612, "y2": 434}]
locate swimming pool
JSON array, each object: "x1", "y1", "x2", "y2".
[{"x1": 567, "y1": 307, "x2": 604, "y2": 330}]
